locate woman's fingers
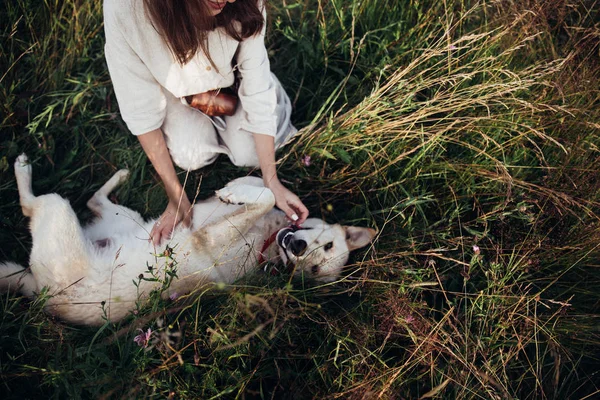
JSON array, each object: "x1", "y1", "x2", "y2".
[
  {"x1": 151, "y1": 216, "x2": 173, "y2": 246},
  {"x1": 287, "y1": 197, "x2": 309, "y2": 225},
  {"x1": 272, "y1": 186, "x2": 309, "y2": 226},
  {"x1": 150, "y1": 205, "x2": 193, "y2": 246},
  {"x1": 278, "y1": 203, "x2": 297, "y2": 224},
  {"x1": 295, "y1": 199, "x2": 309, "y2": 224}
]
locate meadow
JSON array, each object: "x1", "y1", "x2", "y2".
[{"x1": 1, "y1": 0, "x2": 599, "y2": 398}]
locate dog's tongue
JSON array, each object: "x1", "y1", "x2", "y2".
[{"x1": 276, "y1": 227, "x2": 295, "y2": 249}]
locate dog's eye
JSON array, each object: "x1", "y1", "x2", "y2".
[{"x1": 324, "y1": 242, "x2": 333, "y2": 251}]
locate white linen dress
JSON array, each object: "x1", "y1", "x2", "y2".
[{"x1": 103, "y1": 0, "x2": 296, "y2": 169}]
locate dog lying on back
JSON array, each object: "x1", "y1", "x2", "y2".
[{"x1": 0, "y1": 154, "x2": 376, "y2": 326}]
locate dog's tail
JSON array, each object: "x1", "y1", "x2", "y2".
[{"x1": 0, "y1": 262, "x2": 36, "y2": 297}]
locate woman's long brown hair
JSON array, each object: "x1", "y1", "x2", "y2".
[{"x1": 143, "y1": 0, "x2": 264, "y2": 66}]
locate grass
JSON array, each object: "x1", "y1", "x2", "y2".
[{"x1": 1, "y1": 0, "x2": 600, "y2": 398}]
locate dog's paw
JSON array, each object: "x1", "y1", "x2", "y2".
[
  {"x1": 14, "y1": 154, "x2": 32, "y2": 175},
  {"x1": 216, "y1": 184, "x2": 273, "y2": 206},
  {"x1": 114, "y1": 169, "x2": 130, "y2": 183},
  {"x1": 217, "y1": 185, "x2": 246, "y2": 205}
]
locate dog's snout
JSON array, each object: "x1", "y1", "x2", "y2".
[{"x1": 289, "y1": 239, "x2": 307, "y2": 256}]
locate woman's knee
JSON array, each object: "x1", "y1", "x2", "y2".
[
  {"x1": 228, "y1": 150, "x2": 259, "y2": 168},
  {"x1": 170, "y1": 149, "x2": 219, "y2": 171}
]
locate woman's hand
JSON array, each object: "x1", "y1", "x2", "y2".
[
  {"x1": 266, "y1": 178, "x2": 309, "y2": 225},
  {"x1": 150, "y1": 197, "x2": 193, "y2": 246}
]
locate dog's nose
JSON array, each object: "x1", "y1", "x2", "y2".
[{"x1": 289, "y1": 239, "x2": 307, "y2": 256}]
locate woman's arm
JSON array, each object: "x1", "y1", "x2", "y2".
[
  {"x1": 231, "y1": 3, "x2": 307, "y2": 223},
  {"x1": 253, "y1": 133, "x2": 308, "y2": 225},
  {"x1": 137, "y1": 128, "x2": 193, "y2": 245}
]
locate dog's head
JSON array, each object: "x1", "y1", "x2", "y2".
[{"x1": 276, "y1": 218, "x2": 376, "y2": 282}]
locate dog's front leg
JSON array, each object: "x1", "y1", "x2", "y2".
[
  {"x1": 15, "y1": 154, "x2": 90, "y2": 290},
  {"x1": 192, "y1": 183, "x2": 275, "y2": 250},
  {"x1": 85, "y1": 169, "x2": 145, "y2": 237}
]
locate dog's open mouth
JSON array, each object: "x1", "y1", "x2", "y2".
[{"x1": 276, "y1": 227, "x2": 296, "y2": 250}]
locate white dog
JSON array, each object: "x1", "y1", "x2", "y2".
[{"x1": 0, "y1": 154, "x2": 376, "y2": 326}]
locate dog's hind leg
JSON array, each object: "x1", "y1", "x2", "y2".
[
  {"x1": 14, "y1": 155, "x2": 90, "y2": 290},
  {"x1": 0, "y1": 262, "x2": 37, "y2": 297},
  {"x1": 28, "y1": 194, "x2": 91, "y2": 289},
  {"x1": 15, "y1": 154, "x2": 36, "y2": 217}
]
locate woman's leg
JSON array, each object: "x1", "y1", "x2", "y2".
[
  {"x1": 161, "y1": 91, "x2": 228, "y2": 170},
  {"x1": 218, "y1": 73, "x2": 298, "y2": 167}
]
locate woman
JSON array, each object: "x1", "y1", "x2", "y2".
[{"x1": 103, "y1": 0, "x2": 308, "y2": 245}]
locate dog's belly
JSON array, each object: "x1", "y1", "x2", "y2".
[
  {"x1": 42, "y1": 226, "x2": 264, "y2": 325},
  {"x1": 39, "y1": 206, "x2": 281, "y2": 326}
]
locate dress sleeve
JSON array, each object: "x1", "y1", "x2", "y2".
[
  {"x1": 235, "y1": 3, "x2": 278, "y2": 137},
  {"x1": 103, "y1": 2, "x2": 166, "y2": 136}
]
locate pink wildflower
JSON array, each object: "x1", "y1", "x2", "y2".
[
  {"x1": 405, "y1": 315, "x2": 415, "y2": 324},
  {"x1": 134, "y1": 328, "x2": 152, "y2": 348},
  {"x1": 473, "y1": 245, "x2": 480, "y2": 255},
  {"x1": 301, "y1": 155, "x2": 311, "y2": 167}
]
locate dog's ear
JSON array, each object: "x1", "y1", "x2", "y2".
[{"x1": 344, "y1": 226, "x2": 377, "y2": 251}]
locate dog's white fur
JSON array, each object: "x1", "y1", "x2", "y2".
[{"x1": 0, "y1": 154, "x2": 376, "y2": 326}]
